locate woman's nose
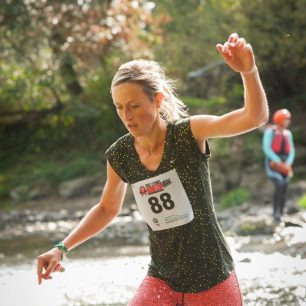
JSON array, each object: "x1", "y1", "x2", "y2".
[{"x1": 123, "y1": 108, "x2": 133, "y2": 121}]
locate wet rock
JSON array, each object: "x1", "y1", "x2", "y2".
[
  {"x1": 210, "y1": 162, "x2": 226, "y2": 194},
  {"x1": 90, "y1": 185, "x2": 103, "y2": 196},
  {"x1": 59, "y1": 177, "x2": 96, "y2": 198},
  {"x1": 124, "y1": 185, "x2": 137, "y2": 206},
  {"x1": 74, "y1": 210, "x2": 85, "y2": 219},
  {"x1": 283, "y1": 217, "x2": 304, "y2": 228},
  {"x1": 288, "y1": 180, "x2": 306, "y2": 199},
  {"x1": 10, "y1": 185, "x2": 30, "y2": 202},
  {"x1": 248, "y1": 204, "x2": 271, "y2": 216},
  {"x1": 1, "y1": 196, "x2": 306, "y2": 259},
  {"x1": 294, "y1": 165, "x2": 306, "y2": 177},
  {"x1": 29, "y1": 182, "x2": 53, "y2": 200},
  {"x1": 234, "y1": 215, "x2": 275, "y2": 236},
  {"x1": 236, "y1": 220, "x2": 306, "y2": 257},
  {"x1": 255, "y1": 179, "x2": 274, "y2": 203},
  {"x1": 286, "y1": 200, "x2": 301, "y2": 214}
]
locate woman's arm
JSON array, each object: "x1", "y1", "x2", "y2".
[
  {"x1": 191, "y1": 33, "x2": 269, "y2": 143},
  {"x1": 37, "y1": 161, "x2": 127, "y2": 284},
  {"x1": 286, "y1": 130, "x2": 295, "y2": 165},
  {"x1": 262, "y1": 128, "x2": 282, "y2": 163},
  {"x1": 61, "y1": 162, "x2": 127, "y2": 251}
]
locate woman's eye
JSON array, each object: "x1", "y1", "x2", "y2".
[{"x1": 130, "y1": 105, "x2": 139, "y2": 109}]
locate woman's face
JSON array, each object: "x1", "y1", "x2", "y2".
[
  {"x1": 112, "y1": 82, "x2": 160, "y2": 137},
  {"x1": 282, "y1": 118, "x2": 291, "y2": 129}
]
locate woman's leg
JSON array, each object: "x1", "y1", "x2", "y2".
[
  {"x1": 272, "y1": 178, "x2": 283, "y2": 221},
  {"x1": 279, "y1": 180, "x2": 288, "y2": 216},
  {"x1": 129, "y1": 272, "x2": 243, "y2": 306},
  {"x1": 183, "y1": 271, "x2": 243, "y2": 306},
  {"x1": 271, "y1": 176, "x2": 288, "y2": 221},
  {"x1": 128, "y1": 275, "x2": 178, "y2": 306},
  {"x1": 265, "y1": 160, "x2": 288, "y2": 222}
]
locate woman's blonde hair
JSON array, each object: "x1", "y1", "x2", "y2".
[{"x1": 111, "y1": 59, "x2": 188, "y2": 122}]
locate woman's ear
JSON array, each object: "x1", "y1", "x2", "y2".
[{"x1": 155, "y1": 92, "x2": 164, "y2": 108}]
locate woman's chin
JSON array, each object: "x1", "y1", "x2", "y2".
[{"x1": 128, "y1": 128, "x2": 141, "y2": 137}]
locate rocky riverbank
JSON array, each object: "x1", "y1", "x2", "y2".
[
  {"x1": 1, "y1": 198, "x2": 306, "y2": 258},
  {"x1": 1, "y1": 193, "x2": 306, "y2": 305},
  {"x1": 0, "y1": 173, "x2": 306, "y2": 306}
]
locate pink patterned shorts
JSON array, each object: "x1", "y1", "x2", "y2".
[{"x1": 128, "y1": 271, "x2": 243, "y2": 306}]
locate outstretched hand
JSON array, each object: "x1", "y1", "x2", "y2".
[
  {"x1": 216, "y1": 33, "x2": 256, "y2": 74},
  {"x1": 37, "y1": 247, "x2": 65, "y2": 285}
]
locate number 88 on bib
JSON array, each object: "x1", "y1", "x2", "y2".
[{"x1": 131, "y1": 169, "x2": 194, "y2": 231}]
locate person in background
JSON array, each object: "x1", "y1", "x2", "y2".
[
  {"x1": 37, "y1": 33, "x2": 268, "y2": 305},
  {"x1": 263, "y1": 109, "x2": 295, "y2": 223}
]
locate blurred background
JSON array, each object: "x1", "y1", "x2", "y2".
[{"x1": 1, "y1": 1, "x2": 306, "y2": 305}]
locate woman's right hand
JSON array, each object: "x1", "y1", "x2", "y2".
[
  {"x1": 37, "y1": 247, "x2": 64, "y2": 285},
  {"x1": 216, "y1": 33, "x2": 256, "y2": 75}
]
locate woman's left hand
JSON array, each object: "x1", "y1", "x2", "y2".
[{"x1": 216, "y1": 33, "x2": 256, "y2": 74}]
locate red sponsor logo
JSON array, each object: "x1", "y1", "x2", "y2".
[{"x1": 139, "y1": 179, "x2": 171, "y2": 196}]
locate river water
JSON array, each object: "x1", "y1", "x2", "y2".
[
  {"x1": 1, "y1": 241, "x2": 306, "y2": 306},
  {"x1": 1, "y1": 207, "x2": 306, "y2": 305}
]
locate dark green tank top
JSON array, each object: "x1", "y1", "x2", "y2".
[{"x1": 105, "y1": 118, "x2": 233, "y2": 293}]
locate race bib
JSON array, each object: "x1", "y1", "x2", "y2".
[{"x1": 131, "y1": 169, "x2": 194, "y2": 231}]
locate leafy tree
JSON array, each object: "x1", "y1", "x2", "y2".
[
  {"x1": 0, "y1": 0, "x2": 166, "y2": 126},
  {"x1": 154, "y1": 0, "x2": 306, "y2": 107},
  {"x1": 153, "y1": 0, "x2": 245, "y2": 104},
  {"x1": 0, "y1": 0, "x2": 167, "y2": 196},
  {"x1": 239, "y1": 0, "x2": 306, "y2": 102},
  {"x1": 0, "y1": 0, "x2": 166, "y2": 149}
]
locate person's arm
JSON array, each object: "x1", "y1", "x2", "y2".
[
  {"x1": 262, "y1": 128, "x2": 282, "y2": 163},
  {"x1": 190, "y1": 33, "x2": 269, "y2": 145},
  {"x1": 286, "y1": 130, "x2": 295, "y2": 165},
  {"x1": 37, "y1": 161, "x2": 127, "y2": 284}
]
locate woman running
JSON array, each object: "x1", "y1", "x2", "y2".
[{"x1": 37, "y1": 33, "x2": 268, "y2": 305}]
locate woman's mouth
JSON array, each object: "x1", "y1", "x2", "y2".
[{"x1": 127, "y1": 124, "x2": 137, "y2": 130}]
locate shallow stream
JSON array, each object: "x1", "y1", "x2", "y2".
[{"x1": 1, "y1": 241, "x2": 306, "y2": 306}]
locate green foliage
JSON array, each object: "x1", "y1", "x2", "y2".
[
  {"x1": 28, "y1": 158, "x2": 96, "y2": 186},
  {"x1": 220, "y1": 187, "x2": 250, "y2": 208},
  {"x1": 154, "y1": 0, "x2": 233, "y2": 75},
  {"x1": 0, "y1": 63, "x2": 56, "y2": 115},
  {"x1": 0, "y1": 0, "x2": 163, "y2": 143},
  {"x1": 0, "y1": 1, "x2": 161, "y2": 188},
  {"x1": 298, "y1": 195, "x2": 306, "y2": 209},
  {"x1": 1, "y1": 0, "x2": 306, "y2": 203},
  {"x1": 237, "y1": 220, "x2": 269, "y2": 236},
  {"x1": 183, "y1": 95, "x2": 227, "y2": 115},
  {"x1": 211, "y1": 138, "x2": 232, "y2": 158},
  {"x1": 0, "y1": 174, "x2": 10, "y2": 198},
  {"x1": 239, "y1": 0, "x2": 306, "y2": 100},
  {"x1": 1, "y1": 150, "x2": 105, "y2": 198}
]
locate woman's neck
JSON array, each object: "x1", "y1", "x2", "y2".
[
  {"x1": 275, "y1": 125, "x2": 285, "y2": 131},
  {"x1": 135, "y1": 120, "x2": 167, "y2": 155}
]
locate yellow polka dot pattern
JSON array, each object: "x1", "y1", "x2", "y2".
[{"x1": 105, "y1": 118, "x2": 233, "y2": 293}]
